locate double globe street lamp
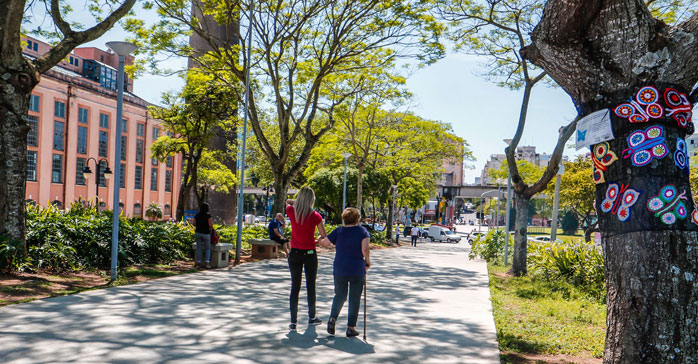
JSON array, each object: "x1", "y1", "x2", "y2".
[{"x1": 81, "y1": 157, "x2": 112, "y2": 212}]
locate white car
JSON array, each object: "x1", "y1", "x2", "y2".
[{"x1": 528, "y1": 235, "x2": 563, "y2": 243}]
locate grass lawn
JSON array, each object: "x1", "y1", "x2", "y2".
[
  {"x1": 526, "y1": 227, "x2": 587, "y2": 245},
  {"x1": 488, "y1": 264, "x2": 606, "y2": 364}
]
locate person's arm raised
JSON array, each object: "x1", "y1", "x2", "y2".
[{"x1": 286, "y1": 199, "x2": 295, "y2": 206}]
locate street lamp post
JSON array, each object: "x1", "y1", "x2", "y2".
[
  {"x1": 106, "y1": 41, "x2": 137, "y2": 282},
  {"x1": 235, "y1": 3, "x2": 254, "y2": 266},
  {"x1": 82, "y1": 157, "x2": 112, "y2": 212},
  {"x1": 341, "y1": 152, "x2": 351, "y2": 211},
  {"x1": 479, "y1": 190, "x2": 499, "y2": 235},
  {"x1": 551, "y1": 163, "x2": 565, "y2": 241}
]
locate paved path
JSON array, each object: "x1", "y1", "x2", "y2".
[{"x1": 0, "y1": 241, "x2": 500, "y2": 364}]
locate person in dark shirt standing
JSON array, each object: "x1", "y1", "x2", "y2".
[
  {"x1": 322, "y1": 207, "x2": 371, "y2": 337},
  {"x1": 193, "y1": 202, "x2": 213, "y2": 269},
  {"x1": 268, "y1": 213, "x2": 289, "y2": 254}
]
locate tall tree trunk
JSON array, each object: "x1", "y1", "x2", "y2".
[
  {"x1": 524, "y1": 1, "x2": 698, "y2": 360},
  {"x1": 0, "y1": 67, "x2": 39, "y2": 246},
  {"x1": 175, "y1": 159, "x2": 200, "y2": 220},
  {"x1": 604, "y1": 231, "x2": 698, "y2": 362},
  {"x1": 272, "y1": 176, "x2": 290, "y2": 216},
  {"x1": 386, "y1": 186, "x2": 395, "y2": 242},
  {"x1": 512, "y1": 193, "x2": 530, "y2": 276},
  {"x1": 356, "y1": 163, "x2": 364, "y2": 212}
]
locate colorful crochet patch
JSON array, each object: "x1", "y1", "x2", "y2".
[
  {"x1": 664, "y1": 88, "x2": 693, "y2": 128},
  {"x1": 622, "y1": 125, "x2": 668, "y2": 167},
  {"x1": 675, "y1": 137, "x2": 688, "y2": 171},
  {"x1": 592, "y1": 142, "x2": 617, "y2": 184},
  {"x1": 600, "y1": 183, "x2": 641, "y2": 222},
  {"x1": 614, "y1": 86, "x2": 663, "y2": 123},
  {"x1": 647, "y1": 185, "x2": 688, "y2": 225},
  {"x1": 692, "y1": 208, "x2": 698, "y2": 226}
]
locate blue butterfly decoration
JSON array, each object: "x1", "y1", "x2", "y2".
[
  {"x1": 600, "y1": 183, "x2": 641, "y2": 222},
  {"x1": 647, "y1": 185, "x2": 688, "y2": 225},
  {"x1": 675, "y1": 137, "x2": 688, "y2": 172},
  {"x1": 577, "y1": 129, "x2": 587, "y2": 142},
  {"x1": 622, "y1": 125, "x2": 668, "y2": 167}
]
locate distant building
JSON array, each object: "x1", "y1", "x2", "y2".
[
  {"x1": 23, "y1": 36, "x2": 182, "y2": 219},
  {"x1": 687, "y1": 134, "x2": 698, "y2": 157},
  {"x1": 479, "y1": 146, "x2": 568, "y2": 185}
]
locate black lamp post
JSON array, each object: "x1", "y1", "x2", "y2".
[
  {"x1": 263, "y1": 186, "x2": 274, "y2": 218},
  {"x1": 82, "y1": 157, "x2": 112, "y2": 212}
]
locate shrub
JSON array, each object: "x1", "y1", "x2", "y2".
[
  {"x1": 469, "y1": 230, "x2": 513, "y2": 264},
  {"x1": 561, "y1": 210, "x2": 579, "y2": 235},
  {"x1": 0, "y1": 235, "x2": 29, "y2": 273},
  {"x1": 528, "y1": 239, "x2": 605, "y2": 299}
]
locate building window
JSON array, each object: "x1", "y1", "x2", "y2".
[
  {"x1": 77, "y1": 126, "x2": 88, "y2": 154},
  {"x1": 137, "y1": 123, "x2": 145, "y2": 137},
  {"x1": 100, "y1": 113, "x2": 109, "y2": 129},
  {"x1": 98, "y1": 160, "x2": 107, "y2": 187},
  {"x1": 33, "y1": 43, "x2": 38, "y2": 51},
  {"x1": 153, "y1": 127, "x2": 159, "y2": 140},
  {"x1": 53, "y1": 121, "x2": 64, "y2": 150},
  {"x1": 166, "y1": 156, "x2": 173, "y2": 168},
  {"x1": 78, "y1": 108, "x2": 89, "y2": 124},
  {"x1": 26, "y1": 40, "x2": 33, "y2": 50},
  {"x1": 26, "y1": 151, "x2": 37, "y2": 181},
  {"x1": 76, "y1": 157, "x2": 86, "y2": 185},
  {"x1": 120, "y1": 135, "x2": 127, "y2": 161},
  {"x1": 99, "y1": 131, "x2": 109, "y2": 157},
  {"x1": 54, "y1": 101, "x2": 65, "y2": 118},
  {"x1": 164, "y1": 204, "x2": 171, "y2": 216},
  {"x1": 134, "y1": 203, "x2": 142, "y2": 216},
  {"x1": 52, "y1": 154, "x2": 63, "y2": 183},
  {"x1": 26, "y1": 115, "x2": 39, "y2": 147},
  {"x1": 51, "y1": 200, "x2": 62, "y2": 209},
  {"x1": 29, "y1": 95, "x2": 40, "y2": 112},
  {"x1": 152, "y1": 157, "x2": 158, "y2": 166},
  {"x1": 135, "y1": 166, "x2": 143, "y2": 190},
  {"x1": 136, "y1": 139, "x2": 143, "y2": 163},
  {"x1": 165, "y1": 170, "x2": 172, "y2": 192},
  {"x1": 151, "y1": 169, "x2": 158, "y2": 191},
  {"x1": 120, "y1": 163, "x2": 126, "y2": 188},
  {"x1": 122, "y1": 118, "x2": 128, "y2": 133}
]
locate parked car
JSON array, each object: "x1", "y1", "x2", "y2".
[
  {"x1": 467, "y1": 232, "x2": 484, "y2": 244},
  {"x1": 255, "y1": 216, "x2": 267, "y2": 223},
  {"x1": 527, "y1": 235, "x2": 563, "y2": 244},
  {"x1": 427, "y1": 225, "x2": 461, "y2": 243}
]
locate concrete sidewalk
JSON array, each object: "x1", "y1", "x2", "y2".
[{"x1": 0, "y1": 242, "x2": 500, "y2": 364}]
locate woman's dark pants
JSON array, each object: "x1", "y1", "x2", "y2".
[
  {"x1": 330, "y1": 275, "x2": 365, "y2": 327},
  {"x1": 288, "y1": 248, "x2": 318, "y2": 324}
]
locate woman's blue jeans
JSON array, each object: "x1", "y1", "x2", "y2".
[{"x1": 330, "y1": 275, "x2": 365, "y2": 327}]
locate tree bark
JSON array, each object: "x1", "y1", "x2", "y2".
[
  {"x1": 0, "y1": 63, "x2": 39, "y2": 245},
  {"x1": 386, "y1": 186, "x2": 395, "y2": 243},
  {"x1": 511, "y1": 192, "x2": 530, "y2": 276},
  {"x1": 272, "y1": 176, "x2": 290, "y2": 216},
  {"x1": 356, "y1": 163, "x2": 364, "y2": 212},
  {"x1": 604, "y1": 231, "x2": 698, "y2": 362}
]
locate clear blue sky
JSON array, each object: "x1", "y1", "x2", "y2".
[{"x1": 58, "y1": 14, "x2": 581, "y2": 185}]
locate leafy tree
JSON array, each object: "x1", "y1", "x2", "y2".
[
  {"x1": 438, "y1": 0, "x2": 578, "y2": 276},
  {"x1": 306, "y1": 167, "x2": 357, "y2": 223},
  {"x1": 525, "y1": 0, "x2": 698, "y2": 361},
  {"x1": 545, "y1": 156, "x2": 597, "y2": 241},
  {"x1": 0, "y1": 0, "x2": 136, "y2": 245},
  {"x1": 126, "y1": 0, "x2": 444, "y2": 215},
  {"x1": 150, "y1": 71, "x2": 237, "y2": 220},
  {"x1": 145, "y1": 203, "x2": 163, "y2": 221}
]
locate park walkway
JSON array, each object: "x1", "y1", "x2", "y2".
[{"x1": 0, "y1": 240, "x2": 500, "y2": 364}]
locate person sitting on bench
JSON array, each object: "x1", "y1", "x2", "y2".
[{"x1": 269, "y1": 213, "x2": 290, "y2": 254}]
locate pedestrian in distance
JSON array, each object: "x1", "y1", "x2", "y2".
[
  {"x1": 410, "y1": 225, "x2": 420, "y2": 247},
  {"x1": 193, "y1": 202, "x2": 213, "y2": 269},
  {"x1": 320, "y1": 207, "x2": 371, "y2": 338},
  {"x1": 268, "y1": 213, "x2": 290, "y2": 255},
  {"x1": 394, "y1": 223, "x2": 400, "y2": 245},
  {"x1": 286, "y1": 186, "x2": 329, "y2": 331}
]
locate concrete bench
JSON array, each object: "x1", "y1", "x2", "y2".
[
  {"x1": 191, "y1": 243, "x2": 233, "y2": 268},
  {"x1": 248, "y1": 239, "x2": 281, "y2": 259}
]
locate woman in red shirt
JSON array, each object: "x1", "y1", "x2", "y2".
[{"x1": 286, "y1": 186, "x2": 328, "y2": 331}]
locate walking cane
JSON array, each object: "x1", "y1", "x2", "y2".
[{"x1": 363, "y1": 273, "x2": 367, "y2": 341}]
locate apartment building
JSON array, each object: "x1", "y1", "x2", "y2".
[{"x1": 23, "y1": 36, "x2": 182, "y2": 219}]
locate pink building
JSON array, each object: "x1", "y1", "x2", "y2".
[{"x1": 23, "y1": 36, "x2": 182, "y2": 219}]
